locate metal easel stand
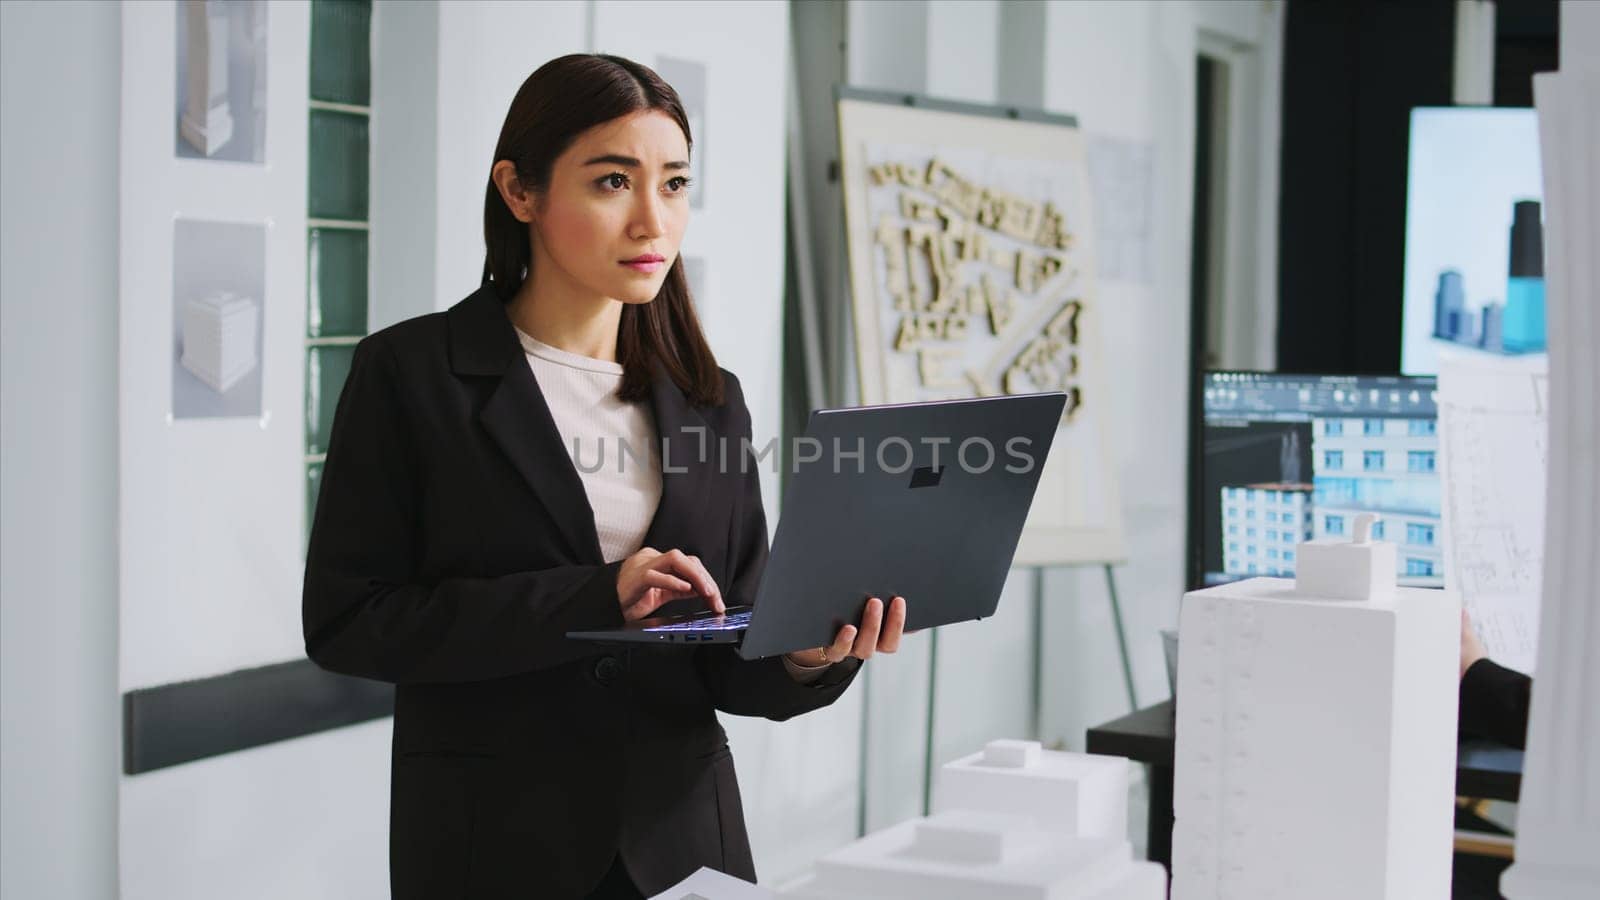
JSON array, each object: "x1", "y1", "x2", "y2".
[{"x1": 918, "y1": 564, "x2": 1139, "y2": 817}]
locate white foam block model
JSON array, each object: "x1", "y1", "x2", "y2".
[
  {"x1": 1294, "y1": 514, "x2": 1398, "y2": 602},
  {"x1": 648, "y1": 866, "x2": 773, "y2": 900},
  {"x1": 782, "y1": 740, "x2": 1163, "y2": 900},
  {"x1": 936, "y1": 739, "x2": 1129, "y2": 840},
  {"x1": 1173, "y1": 514, "x2": 1460, "y2": 900},
  {"x1": 781, "y1": 810, "x2": 1165, "y2": 900}
]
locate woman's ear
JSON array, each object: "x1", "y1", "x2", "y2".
[{"x1": 491, "y1": 160, "x2": 537, "y2": 224}]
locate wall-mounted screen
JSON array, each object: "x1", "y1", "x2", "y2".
[{"x1": 1401, "y1": 107, "x2": 1544, "y2": 376}]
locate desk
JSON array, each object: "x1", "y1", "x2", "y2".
[{"x1": 1085, "y1": 700, "x2": 1524, "y2": 870}]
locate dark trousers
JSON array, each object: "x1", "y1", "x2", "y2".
[{"x1": 585, "y1": 855, "x2": 644, "y2": 900}]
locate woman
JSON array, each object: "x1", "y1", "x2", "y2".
[{"x1": 302, "y1": 54, "x2": 906, "y2": 899}]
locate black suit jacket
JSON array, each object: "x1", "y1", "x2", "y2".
[
  {"x1": 1459, "y1": 658, "x2": 1531, "y2": 750},
  {"x1": 302, "y1": 286, "x2": 861, "y2": 898}
]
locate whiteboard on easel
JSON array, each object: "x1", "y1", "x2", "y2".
[{"x1": 836, "y1": 89, "x2": 1125, "y2": 566}]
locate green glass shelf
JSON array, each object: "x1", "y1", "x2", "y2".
[
  {"x1": 307, "y1": 227, "x2": 368, "y2": 337},
  {"x1": 308, "y1": 108, "x2": 369, "y2": 221},
  {"x1": 310, "y1": 0, "x2": 372, "y2": 106},
  {"x1": 305, "y1": 344, "x2": 355, "y2": 456}
]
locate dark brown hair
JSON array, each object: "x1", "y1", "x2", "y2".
[{"x1": 483, "y1": 54, "x2": 723, "y2": 407}]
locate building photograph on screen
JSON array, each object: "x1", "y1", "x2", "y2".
[
  {"x1": 1198, "y1": 372, "x2": 1441, "y2": 589},
  {"x1": 1400, "y1": 107, "x2": 1545, "y2": 376}
]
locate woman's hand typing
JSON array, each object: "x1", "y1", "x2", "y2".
[{"x1": 616, "y1": 547, "x2": 725, "y2": 622}]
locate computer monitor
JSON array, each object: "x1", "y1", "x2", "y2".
[
  {"x1": 1400, "y1": 106, "x2": 1544, "y2": 375},
  {"x1": 1192, "y1": 372, "x2": 1442, "y2": 590}
]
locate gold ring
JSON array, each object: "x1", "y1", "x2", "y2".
[{"x1": 819, "y1": 646, "x2": 832, "y2": 664}]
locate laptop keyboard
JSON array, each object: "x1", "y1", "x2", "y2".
[{"x1": 644, "y1": 609, "x2": 753, "y2": 632}]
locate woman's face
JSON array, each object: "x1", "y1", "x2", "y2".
[{"x1": 531, "y1": 109, "x2": 692, "y2": 305}]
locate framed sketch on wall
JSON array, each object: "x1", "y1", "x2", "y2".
[
  {"x1": 171, "y1": 217, "x2": 266, "y2": 419},
  {"x1": 175, "y1": 0, "x2": 268, "y2": 163},
  {"x1": 837, "y1": 88, "x2": 1125, "y2": 565}
]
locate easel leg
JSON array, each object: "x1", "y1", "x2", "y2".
[
  {"x1": 1030, "y1": 567, "x2": 1045, "y2": 739},
  {"x1": 856, "y1": 657, "x2": 870, "y2": 838},
  {"x1": 1105, "y1": 564, "x2": 1139, "y2": 711},
  {"x1": 921, "y1": 626, "x2": 939, "y2": 816}
]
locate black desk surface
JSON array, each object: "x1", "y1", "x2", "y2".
[{"x1": 1086, "y1": 700, "x2": 1523, "y2": 802}]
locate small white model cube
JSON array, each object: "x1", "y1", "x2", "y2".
[
  {"x1": 1294, "y1": 536, "x2": 1398, "y2": 602},
  {"x1": 935, "y1": 739, "x2": 1129, "y2": 840}
]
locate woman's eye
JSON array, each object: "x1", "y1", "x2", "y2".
[
  {"x1": 598, "y1": 172, "x2": 629, "y2": 191},
  {"x1": 666, "y1": 176, "x2": 693, "y2": 193}
]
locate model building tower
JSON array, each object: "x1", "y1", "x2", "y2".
[
  {"x1": 1502, "y1": 199, "x2": 1546, "y2": 353},
  {"x1": 1433, "y1": 269, "x2": 1466, "y2": 341},
  {"x1": 783, "y1": 740, "x2": 1164, "y2": 900},
  {"x1": 1173, "y1": 514, "x2": 1459, "y2": 899},
  {"x1": 180, "y1": 291, "x2": 259, "y2": 393}
]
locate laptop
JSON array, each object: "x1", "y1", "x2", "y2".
[{"x1": 567, "y1": 391, "x2": 1066, "y2": 659}]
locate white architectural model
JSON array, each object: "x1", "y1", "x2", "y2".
[
  {"x1": 1173, "y1": 514, "x2": 1459, "y2": 899},
  {"x1": 1502, "y1": 6, "x2": 1600, "y2": 894},
  {"x1": 180, "y1": 291, "x2": 258, "y2": 393},
  {"x1": 180, "y1": 0, "x2": 234, "y2": 156},
  {"x1": 783, "y1": 740, "x2": 1164, "y2": 900},
  {"x1": 936, "y1": 738, "x2": 1129, "y2": 840}
]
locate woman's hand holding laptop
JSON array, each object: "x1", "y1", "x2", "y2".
[{"x1": 785, "y1": 595, "x2": 907, "y2": 668}]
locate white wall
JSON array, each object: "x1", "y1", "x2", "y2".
[
  {"x1": 120, "y1": 720, "x2": 391, "y2": 899},
  {"x1": 0, "y1": 2, "x2": 122, "y2": 897},
  {"x1": 371, "y1": 0, "x2": 440, "y2": 331},
  {"x1": 432, "y1": 0, "x2": 589, "y2": 309}
]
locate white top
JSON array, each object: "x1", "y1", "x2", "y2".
[{"x1": 515, "y1": 326, "x2": 662, "y2": 564}]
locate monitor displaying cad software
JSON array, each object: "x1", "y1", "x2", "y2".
[{"x1": 1195, "y1": 372, "x2": 1442, "y2": 589}]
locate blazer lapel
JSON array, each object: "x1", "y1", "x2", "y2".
[
  {"x1": 447, "y1": 286, "x2": 723, "y2": 563},
  {"x1": 641, "y1": 363, "x2": 715, "y2": 553},
  {"x1": 450, "y1": 287, "x2": 605, "y2": 564}
]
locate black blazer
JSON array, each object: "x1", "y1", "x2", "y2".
[
  {"x1": 303, "y1": 286, "x2": 861, "y2": 898},
  {"x1": 1459, "y1": 658, "x2": 1531, "y2": 750}
]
